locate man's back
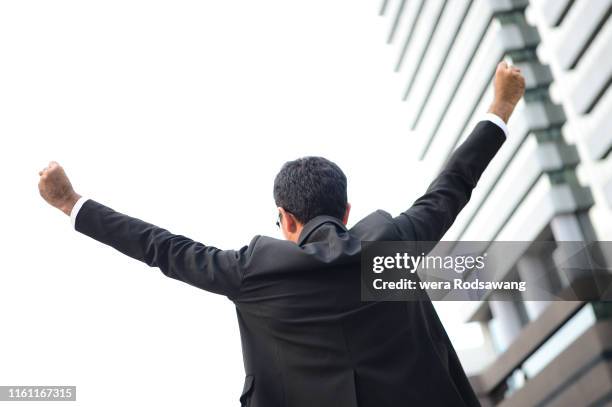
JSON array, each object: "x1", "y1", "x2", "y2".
[
  {"x1": 235, "y1": 212, "x2": 479, "y2": 406},
  {"x1": 66, "y1": 118, "x2": 505, "y2": 406}
]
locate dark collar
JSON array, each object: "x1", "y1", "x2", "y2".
[{"x1": 297, "y1": 215, "x2": 348, "y2": 246}]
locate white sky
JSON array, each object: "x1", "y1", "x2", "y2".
[{"x1": 1, "y1": 1, "x2": 482, "y2": 405}]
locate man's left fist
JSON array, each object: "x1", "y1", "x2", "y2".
[{"x1": 38, "y1": 161, "x2": 81, "y2": 216}]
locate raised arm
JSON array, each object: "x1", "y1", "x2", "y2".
[
  {"x1": 38, "y1": 163, "x2": 249, "y2": 298},
  {"x1": 393, "y1": 61, "x2": 525, "y2": 241}
]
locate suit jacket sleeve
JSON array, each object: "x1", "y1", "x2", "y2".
[
  {"x1": 393, "y1": 120, "x2": 506, "y2": 241},
  {"x1": 74, "y1": 199, "x2": 251, "y2": 298}
]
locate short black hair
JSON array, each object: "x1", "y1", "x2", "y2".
[{"x1": 273, "y1": 156, "x2": 347, "y2": 224}]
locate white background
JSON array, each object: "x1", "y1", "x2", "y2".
[{"x1": 0, "y1": 1, "x2": 481, "y2": 405}]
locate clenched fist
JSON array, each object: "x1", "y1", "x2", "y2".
[
  {"x1": 38, "y1": 161, "x2": 81, "y2": 216},
  {"x1": 488, "y1": 61, "x2": 526, "y2": 123}
]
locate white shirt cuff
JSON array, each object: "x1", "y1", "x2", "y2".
[
  {"x1": 70, "y1": 196, "x2": 89, "y2": 230},
  {"x1": 482, "y1": 113, "x2": 509, "y2": 138}
]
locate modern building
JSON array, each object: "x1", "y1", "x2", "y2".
[{"x1": 378, "y1": 0, "x2": 612, "y2": 405}]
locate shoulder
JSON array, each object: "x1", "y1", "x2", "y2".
[
  {"x1": 349, "y1": 210, "x2": 405, "y2": 241},
  {"x1": 238, "y1": 234, "x2": 302, "y2": 264}
]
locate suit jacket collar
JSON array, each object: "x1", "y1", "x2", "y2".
[{"x1": 297, "y1": 215, "x2": 347, "y2": 246}]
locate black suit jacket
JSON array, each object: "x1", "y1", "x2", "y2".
[{"x1": 74, "y1": 121, "x2": 505, "y2": 406}]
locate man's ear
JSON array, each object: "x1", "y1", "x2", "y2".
[
  {"x1": 278, "y1": 207, "x2": 305, "y2": 243},
  {"x1": 278, "y1": 207, "x2": 299, "y2": 233},
  {"x1": 342, "y1": 203, "x2": 351, "y2": 225}
]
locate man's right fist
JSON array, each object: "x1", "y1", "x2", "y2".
[
  {"x1": 489, "y1": 61, "x2": 526, "y2": 123},
  {"x1": 38, "y1": 161, "x2": 81, "y2": 216}
]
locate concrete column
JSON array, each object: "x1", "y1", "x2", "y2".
[
  {"x1": 488, "y1": 299, "x2": 523, "y2": 352},
  {"x1": 550, "y1": 213, "x2": 585, "y2": 241},
  {"x1": 516, "y1": 253, "x2": 552, "y2": 320}
]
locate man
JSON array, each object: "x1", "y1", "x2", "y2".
[{"x1": 39, "y1": 61, "x2": 524, "y2": 407}]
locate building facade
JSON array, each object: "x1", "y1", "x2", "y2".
[{"x1": 378, "y1": 0, "x2": 612, "y2": 405}]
